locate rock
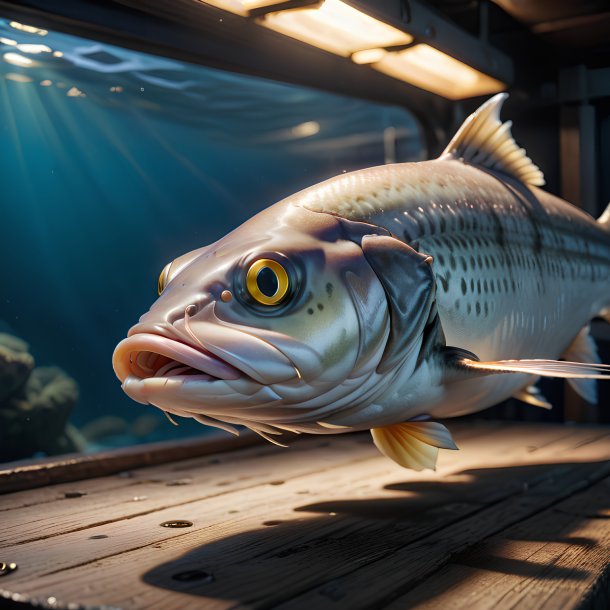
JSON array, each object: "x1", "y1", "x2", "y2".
[
  {"x1": 0, "y1": 333, "x2": 29, "y2": 354},
  {"x1": 80, "y1": 415, "x2": 129, "y2": 442},
  {"x1": 25, "y1": 366, "x2": 79, "y2": 419},
  {"x1": 131, "y1": 413, "x2": 161, "y2": 438},
  {"x1": 0, "y1": 366, "x2": 80, "y2": 462},
  {"x1": 0, "y1": 334, "x2": 34, "y2": 404}
]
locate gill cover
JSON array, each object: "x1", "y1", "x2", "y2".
[{"x1": 360, "y1": 235, "x2": 436, "y2": 373}]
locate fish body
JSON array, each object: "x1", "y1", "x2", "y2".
[
  {"x1": 296, "y1": 157, "x2": 610, "y2": 420},
  {"x1": 113, "y1": 94, "x2": 610, "y2": 469}
]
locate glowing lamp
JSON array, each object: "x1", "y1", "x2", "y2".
[
  {"x1": 351, "y1": 48, "x2": 387, "y2": 65},
  {"x1": 372, "y1": 44, "x2": 505, "y2": 100},
  {"x1": 259, "y1": 0, "x2": 413, "y2": 57},
  {"x1": 195, "y1": 0, "x2": 289, "y2": 17}
]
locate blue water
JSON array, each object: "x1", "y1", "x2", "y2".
[{"x1": 0, "y1": 18, "x2": 424, "y2": 459}]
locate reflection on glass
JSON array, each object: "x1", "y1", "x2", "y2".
[
  {"x1": 16, "y1": 43, "x2": 52, "y2": 53},
  {"x1": 3, "y1": 51, "x2": 34, "y2": 66},
  {"x1": 66, "y1": 86, "x2": 85, "y2": 97},
  {"x1": 291, "y1": 121, "x2": 320, "y2": 138},
  {"x1": 4, "y1": 72, "x2": 32, "y2": 82},
  {"x1": 9, "y1": 21, "x2": 47, "y2": 36}
]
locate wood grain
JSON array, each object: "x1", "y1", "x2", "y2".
[
  {"x1": 385, "y1": 478, "x2": 610, "y2": 610},
  {"x1": 0, "y1": 422, "x2": 607, "y2": 610}
]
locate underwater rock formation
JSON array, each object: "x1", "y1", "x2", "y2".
[
  {"x1": 0, "y1": 332, "x2": 84, "y2": 462},
  {"x1": 0, "y1": 333, "x2": 34, "y2": 404},
  {"x1": 80, "y1": 413, "x2": 162, "y2": 446}
]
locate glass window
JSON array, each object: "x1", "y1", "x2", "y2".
[{"x1": 0, "y1": 18, "x2": 425, "y2": 462}]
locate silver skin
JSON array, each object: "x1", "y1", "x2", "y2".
[
  {"x1": 113, "y1": 204, "x2": 397, "y2": 437},
  {"x1": 113, "y1": 144, "x2": 610, "y2": 439}
]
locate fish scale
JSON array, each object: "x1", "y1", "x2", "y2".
[
  {"x1": 299, "y1": 160, "x2": 610, "y2": 366},
  {"x1": 295, "y1": 127, "x2": 610, "y2": 421}
]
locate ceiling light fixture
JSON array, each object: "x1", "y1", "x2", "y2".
[
  {"x1": 259, "y1": 0, "x2": 412, "y2": 57},
  {"x1": 194, "y1": 0, "x2": 291, "y2": 17},
  {"x1": 195, "y1": 0, "x2": 509, "y2": 99},
  {"x1": 372, "y1": 44, "x2": 505, "y2": 99}
]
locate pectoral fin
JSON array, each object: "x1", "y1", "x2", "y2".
[
  {"x1": 444, "y1": 346, "x2": 609, "y2": 400},
  {"x1": 458, "y1": 357, "x2": 610, "y2": 379},
  {"x1": 371, "y1": 422, "x2": 458, "y2": 471}
]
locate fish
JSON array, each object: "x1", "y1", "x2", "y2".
[{"x1": 112, "y1": 93, "x2": 610, "y2": 470}]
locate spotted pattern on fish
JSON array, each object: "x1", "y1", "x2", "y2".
[{"x1": 297, "y1": 158, "x2": 610, "y2": 412}]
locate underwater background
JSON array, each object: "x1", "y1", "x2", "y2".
[{"x1": 0, "y1": 17, "x2": 424, "y2": 461}]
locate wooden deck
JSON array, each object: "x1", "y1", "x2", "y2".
[{"x1": 0, "y1": 421, "x2": 609, "y2": 609}]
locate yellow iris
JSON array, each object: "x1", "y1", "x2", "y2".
[{"x1": 246, "y1": 258, "x2": 289, "y2": 306}]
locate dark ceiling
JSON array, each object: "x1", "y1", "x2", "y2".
[{"x1": 429, "y1": 0, "x2": 610, "y2": 67}]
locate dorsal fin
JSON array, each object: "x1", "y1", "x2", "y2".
[{"x1": 441, "y1": 93, "x2": 545, "y2": 187}]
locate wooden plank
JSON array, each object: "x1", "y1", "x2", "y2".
[
  {"x1": 0, "y1": 424, "x2": 518, "y2": 582},
  {"x1": 275, "y1": 434, "x2": 610, "y2": 610},
  {"x1": 0, "y1": 424, "x2": 606, "y2": 610},
  {"x1": 0, "y1": 434, "x2": 377, "y2": 545},
  {"x1": 0, "y1": 422, "x2": 545, "y2": 546},
  {"x1": 0, "y1": 431, "x2": 286, "y2": 512},
  {"x1": 0, "y1": 431, "x2": 262, "y2": 494},
  {"x1": 0, "y1": 422, "x2": 496, "y2": 513},
  {"x1": 385, "y1": 477, "x2": 610, "y2": 610},
  {"x1": 2, "y1": 455, "x2": 402, "y2": 589}
]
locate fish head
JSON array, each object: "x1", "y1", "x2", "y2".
[{"x1": 112, "y1": 203, "x2": 431, "y2": 434}]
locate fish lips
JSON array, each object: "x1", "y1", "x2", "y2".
[
  {"x1": 113, "y1": 324, "x2": 300, "y2": 407},
  {"x1": 112, "y1": 333, "x2": 242, "y2": 385}
]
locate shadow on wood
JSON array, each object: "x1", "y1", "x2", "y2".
[{"x1": 141, "y1": 461, "x2": 609, "y2": 609}]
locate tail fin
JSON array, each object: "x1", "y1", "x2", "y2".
[{"x1": 597, "y1": 202, "x2": 610, "y2": 231}]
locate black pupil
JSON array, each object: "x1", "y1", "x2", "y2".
[{"x1": 256, "y1": 266, "x2": 279, "y2": 298}]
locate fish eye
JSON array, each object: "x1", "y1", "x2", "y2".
[
  {"x1": 157, "y1": 262, "x2": 172, "y2": 295},
  {"x1": 246, "y1": 258, "x2": 290, "y2": 306}
]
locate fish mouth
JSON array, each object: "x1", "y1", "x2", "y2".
[{"x1": 112, "y1": 333, "x2": 242, "y2": 385}]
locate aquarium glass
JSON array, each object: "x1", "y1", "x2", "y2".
[{"x1": 0, "y1": 18, "x2": 425, "y2": 462}]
